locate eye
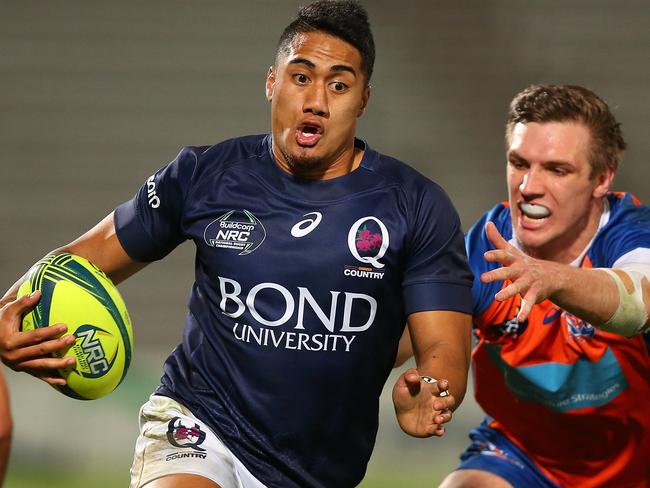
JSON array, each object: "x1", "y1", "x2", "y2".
[
  {"x1": 550, "y1": 167, "x2": 568, "y2": 176},
  {"x1": 293, "y1": 73, "x2": 309, "y2": 85},
  {"x1": 329, "y1": 81, "x2": 348, "y2": 93},
  {"x1": 509, "y1": 160, "x2": 527, "y2": 170}
]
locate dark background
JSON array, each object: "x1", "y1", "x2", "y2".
[{"x1": 2, "y1": 1, "x2": 649, "y2": 486}]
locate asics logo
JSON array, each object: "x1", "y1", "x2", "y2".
[{"x1": 291, "y1": 212, "x2": 322, "y2": 237}]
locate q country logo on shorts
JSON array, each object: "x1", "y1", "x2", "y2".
[
  {"x1": 203, "y1": 209, "x2": 266, "y2": 255},
  {"x1": 344, "y1": 216, "x2": 389, "y2": 280},
  {"x1": 165, "y1": 417, "x2": 208, "y2": 461}
]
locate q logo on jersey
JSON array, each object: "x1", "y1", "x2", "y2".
[
  {"x1": 204, "y1": 210, "x2": 266, "y2": 255},
  {"x1": 347, "y1": 217, "x2": 389, "y2": 269}
]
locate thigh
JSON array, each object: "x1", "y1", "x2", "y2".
[
  {"x1": 439, "y1": 469, "x2": 513, "y2": 488},
  {"x1": 130, "y1": 395, "x2": 246, "y2": 488},
  {"x1": 144, "y1": 474, "x2": 222, "y2": 488},
  {"x1": 442, "y1": 419, "x2": 560, "y2": 488}
]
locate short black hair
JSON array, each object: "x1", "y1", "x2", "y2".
[{"x1": 276, "y1": 0, "x2": 375, "y2": 84}]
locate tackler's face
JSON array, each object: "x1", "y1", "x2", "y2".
[
  {"x1": 506, "y1": 121, "x2": 613, "y2": 262},
  {"x1": 266, "y1": 31, "x2": 370, "y2": 178}
]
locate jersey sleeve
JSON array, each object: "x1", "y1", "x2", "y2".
[
  {"x1": 402, "y1": 183, "x2": 473, "y2": 315},
  {"x1": 591, "y1": 194, "x2": 650, "y2": 267},
  {"x1": 113, "y1": 147, "x2": 199, "y2": 262}
]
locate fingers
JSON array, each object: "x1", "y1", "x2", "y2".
[
  {"x1": 485, "y1": 221, "x2": 512, "y2": 251},
  {"x1": 403, "y1": 369, "x2": 422, "y2": 396},
  {"x1": 483, "y1": 249, "x2": 517, "y2": 266},
  {"x1": 2, "y1": 327, "x2": 76, "y2": 372},
  {"x1": 517, "y1": 295, "x2": 534, "y2": 323},
  {"x1": 7, "y1": 323, "x2": 70, "y2": 350},
  {"x1": 4, "y1": 290, "x2": 41, "y2": 315},
  {"x1": 0, "y1": 291, "x2": 41, "y2": 333},
  {"x1": 23, "y1": 368, "x2": 68, "y2": 386}
]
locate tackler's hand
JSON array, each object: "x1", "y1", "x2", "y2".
[{"x1": 480, "y1": 221, "x2": 560, "y2": 323}]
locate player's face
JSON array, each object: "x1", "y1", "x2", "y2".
[
  {"x1": 507, "y1": 121, "x2": 614, "y2": 262},
  {"x1": 266, "y1": 31, "x2": 370, "y2": 178}
]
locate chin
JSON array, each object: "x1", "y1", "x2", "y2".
[{"x1": 287, "y1": 151, "x2": 324, "y2": 171}]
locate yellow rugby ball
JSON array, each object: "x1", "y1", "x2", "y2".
[{"x1": 18, "y1": 253, "x2": 133, "y2": 400}]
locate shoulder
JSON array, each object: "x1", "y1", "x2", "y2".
[
  {"x1": 363, "y1": 145, "x2": 441, "y2": 191},
  {"x1": 191, "y1": 134, "x2": 269, "y2": 174},
  {"x1": 362, "y1": 143, "x2": 458, "y2": 215},
  {"x1": 590, "y1": 193, "x2": 650, "y2": 265}
]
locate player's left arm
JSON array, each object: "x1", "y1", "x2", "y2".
[
  {"x1": 482, "y1": 221, "x2": 650, "y2": 337},
  {"x1": 392, "y1": 310, "x2": 471, "y2": 438}
]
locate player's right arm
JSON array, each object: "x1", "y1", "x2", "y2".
[{"x1": 0, "y1": 212, "x2": 145, "y2": 384}]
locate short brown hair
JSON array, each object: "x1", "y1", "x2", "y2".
[{"x1": 506, "y1": 84, "x2": 627, "y2": 177}]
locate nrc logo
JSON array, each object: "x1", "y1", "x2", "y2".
[
  {"x1": 74, "y1": 325, "x2": 111, "y2": 377},
  {"x1": 212, "y1": 229, "x2": 250, "y2": 243}
]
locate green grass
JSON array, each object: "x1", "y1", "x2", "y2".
[
  {"x1": 5, "y1": 467, "x2": 441, "y2": 488},
  {"x1": 5, "y1": 469, "x2": 127, "y2": 488}
]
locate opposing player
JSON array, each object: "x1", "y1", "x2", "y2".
[
  {"x1": 0, "y1": 2, "x2": 473, "y2": 487},
  {"x1": 438, "y1": 85, "x2": 650, "y2": 487}
]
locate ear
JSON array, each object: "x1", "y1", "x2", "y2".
[
  {"x1": 265, "y1": 66, "x2": 275, "y2": 102},
  {"x1": 357, "y1": 85, "x2": 371, "y2": 117},
  {"x1": 593, "y1": 167, "x2": 615, "y2": 198}
]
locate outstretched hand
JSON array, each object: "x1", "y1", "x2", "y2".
[
  {"x1": 481, "y1": 221, "x2": 559, "y2": 322},
  {"x1": 392, "y1": 368, "x2": 455, "y2": 438},
  {"x1": 0, "y1": 291, "x2": 75, "y2": 385}
]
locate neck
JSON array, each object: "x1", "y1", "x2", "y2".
[{"x1": 272, "y1": 143, "x2": 363, "y2": 180}]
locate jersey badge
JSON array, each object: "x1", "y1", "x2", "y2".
[
  {"x1": 344, "y1": 217, "x2": 389, "y2": 280},
  {"x1": 203, "y1": 209, "x2": 266, "y2": 255},
  {"x1": 563, "y1": 311, "x2": 596, "y2": 339},
  {"x1": 291, "y1": 212, "x2": 322, "y2": 237},
  {"x1": 164, "y1": 417, "x2": 208, "y2": 462}
]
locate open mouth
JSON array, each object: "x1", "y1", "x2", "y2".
[
  {"x1": 295, "y1": 123, "x2": 323, "y2": 147},
  {"x1": 519, "y1": 203, "x2": 550, "y2": 221}
]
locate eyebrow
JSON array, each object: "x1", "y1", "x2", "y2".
[
  {"x1": 508, "y1": 150, "x2": 574, "y2": 167},
  {"x1": 288, "y1": 57, "x2": 357, "y2": 77}
]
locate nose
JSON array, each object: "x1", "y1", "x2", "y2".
[
  {"x1": 303, "y1": 83, "x2": 329, "y2": 117},
  {"x1": 519, "y1": 168, "x2": 545, "y2": 199}
]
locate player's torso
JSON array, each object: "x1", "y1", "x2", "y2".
[
  {"x1": 468, "y1": 199, "x2": 650, "y2": 487},
  {"x1": 182, "y1": 151, "x2": 411, "y2": 360}
]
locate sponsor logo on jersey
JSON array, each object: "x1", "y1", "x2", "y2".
[
  {"x1": 291, "y1": 212, "x2": 322, "y2": 237},
  {"x1": 543, "y1": 306, "x2": 562, "y2": 324},
  {"x1": 563, "y1": 311, "x2": 596, "y2": 339},
  {"x1": 482, "y1": 316, "x2": 528, "y2": 342},
  {"x1": 345, "y1": 217, "x2": 389, "y2": 279},
  {"x1": 218, "y1": 275, "x2": 376, "y2": 353},
  {"x1": 165, "y1": 417, "x2": 207, "y2": 461},
  {"x1": 146, "y1": 175, "x2": 160, "y2": 208},
  {"x1": 203, "y1": 210, "x2": 266, "y2": 255}
]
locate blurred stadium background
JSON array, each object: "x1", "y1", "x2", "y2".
[{"x1": 2, "y1": 1, "x2": 649, "y2": 486}]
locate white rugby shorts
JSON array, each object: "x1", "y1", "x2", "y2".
[{"x1": 130, "y1": 394, "x2": 267, "y2": 488}]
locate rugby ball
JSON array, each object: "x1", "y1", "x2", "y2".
[{"x1": 17, "y1": 253, "x2": 133, "y2": 400}]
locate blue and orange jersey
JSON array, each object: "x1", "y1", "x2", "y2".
[{"x1": 466, "y1": 193, "x2": 650, "y2": 487}]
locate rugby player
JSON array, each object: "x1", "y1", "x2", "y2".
[
  {"x1": 0, "y1": 2, "x2": 473, "y2": 487},
  {"x1": 401, "y1": 84, "x2": 650, "y2": 487}
]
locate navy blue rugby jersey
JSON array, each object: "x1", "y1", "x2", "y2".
[{"x1": 114, "y1": 134, "x2": 472, "y2": 488}]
